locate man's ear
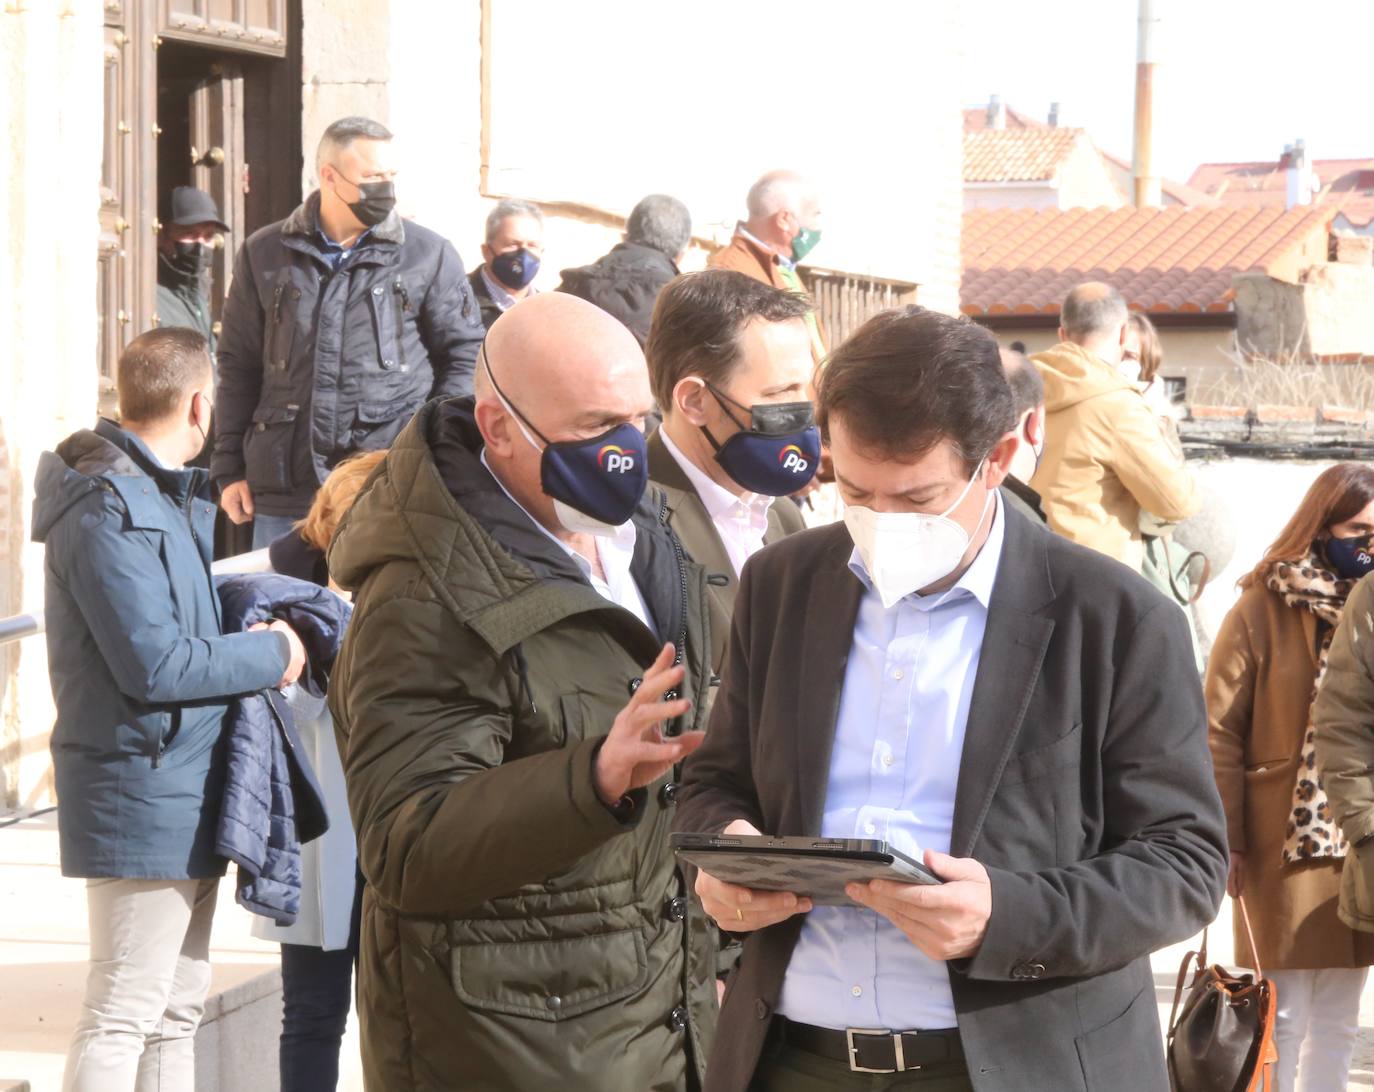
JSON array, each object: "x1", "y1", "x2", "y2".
[
  {"x1": 1025, "y1": 405, "x2": 1046, "y2": 449},
  {"x1": 474, "y1": 397, "x2": 514, "y2": 457},
  {"x1": 982, "y1": 432, "x2": 1020, "y2": 490},
  {"x1": 480, "y1": 243, "x2": 494, "y2": 266},
  {"x1": 1056, "y1": 325, "x2": 1067, "y2": 342},
  {"x1": 673, "y1": 376, "x2": 711, "y2": 427}
]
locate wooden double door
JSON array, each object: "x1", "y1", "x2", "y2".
[{"x1": 99, "y1": 0, "x2": 301, "y2": 412}]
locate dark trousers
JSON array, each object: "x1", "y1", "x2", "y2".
[
  {"x1": 279, "y1": 873, "x2": 363, "y2": 1092},
  {"x1": 751, "y1": 1036, "x2": 974, "y2": 1091}
]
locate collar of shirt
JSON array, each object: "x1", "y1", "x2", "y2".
[
  {"x1": 479, "y1": 264, "x2": 538, "y2": 313},
  {"x1": 315, "y1": 219, "x2": 371, "y2": 269},
  {"x1": 847, "y1": 492, "x2": 1005, "y2": 611},
  {"x1": 658, "y1": 425, "x2": 773, "y2": 527},
  {"x1": 478, "y1": 447, "x2": 640, "y2": 584},
  {"x1": 736, "y1": 223, "x2": 795, "y2": 272}
]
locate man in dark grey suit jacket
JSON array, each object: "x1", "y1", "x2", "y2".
[{"x1": 675, "y1": 307, "x2": 1227, "y2": 1091}]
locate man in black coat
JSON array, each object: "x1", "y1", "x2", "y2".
[
  {"x1": 675, "y1": 307, "x2": 1227, "y2": 1091},
  {"x1": 212, "y1": 116, "x2": 485, "y2": 548},
  {"x1": 557, "y1": 193, "x2": 690, "y2": 345}
]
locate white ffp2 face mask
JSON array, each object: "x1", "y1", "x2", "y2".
[{"x1": 843, "y1": 463, "x2": 991, "y2": 608}]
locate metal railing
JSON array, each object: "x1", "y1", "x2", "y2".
[{"x1": 0, "y1": 548, "x2": 273, "y2": 647}]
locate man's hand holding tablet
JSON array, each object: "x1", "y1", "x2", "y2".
[{"x1": 694, "y1": 820, "x2": 814, "y2": 932}]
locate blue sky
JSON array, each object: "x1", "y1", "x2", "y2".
[{"x1": 956, "y1": 0, "x2": 1371, "y2": 184}]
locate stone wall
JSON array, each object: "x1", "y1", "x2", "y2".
[
  {"x1": 1234, "y1": 239, "x2": 1374, "y2": 361},
  {"x1": 0, "y1": 2, "x2": 103, "y2": 810}
]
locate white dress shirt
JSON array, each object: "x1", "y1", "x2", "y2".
[
  {"x1": 659, "y1": 426, "x2": 774, "y2": 578},
  {"x1": 480, "y1": 450, "x2": 651, "y2": 628},
  {"x1": 777, "y1": 494, "x2": 1005, "y2": 1032}
]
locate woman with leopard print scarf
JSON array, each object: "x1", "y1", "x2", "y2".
[{"x1": 1207, "y1": 462, "x2": 1374, "y2": 1092}]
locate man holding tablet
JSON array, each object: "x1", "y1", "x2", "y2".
[{"x1": 675, "y1": 307, "x2": 1227, "y2": 1090}]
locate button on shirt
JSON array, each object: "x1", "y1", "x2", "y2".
[
  {"x1": 480, "y1": 451, "x2": 652, "y2": 628},
  {"x1": 777, "y1": 494, "x2": 1005, "y2": 1032},
  {"x1": 658, "y1": 427, "x2": 774, "y2": 578}
]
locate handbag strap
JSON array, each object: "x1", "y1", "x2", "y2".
[
  {"x1": 1238, "y1": 896, "x2": 1263, "y2": 980},
  {"x1": 1167, "y1": 925, "x2": 1210, "y2": 1036}
]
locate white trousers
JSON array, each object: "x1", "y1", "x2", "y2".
[
  {"x1": 63, "y1": 877, "x2": 219, "y2": 1092},
  {"x1": 1268, "y1": 966, "x2": 1368, "y2": 1092}
]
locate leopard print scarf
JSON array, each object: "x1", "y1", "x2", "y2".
[{"x1": 1267, "y1": 544, "x2": 1357, "y2": 864}]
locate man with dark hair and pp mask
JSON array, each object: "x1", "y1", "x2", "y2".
[
  {"x1": 327, "y1": 293, "x2": 722, "y2": 1091},
  {"x1": 155, "y1": 186, "x2": 228, "y2": 351},
  {"x1": 213, "y1": 115, "x2": 486, "y2": 549},
  {"x1": 645, "y1": 269, "x2": 815, "y2": 687},
  {"x1": 674, "y1": 307, "x2": 1227, "y2": 1091}
]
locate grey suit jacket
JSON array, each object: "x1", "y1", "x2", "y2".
[
  {"x1": 675, "y1": 502, "x2": 1227, "y2": 1092},
  {"x1": 647, "y1": 429, "x2": 806, "y2": 677}
]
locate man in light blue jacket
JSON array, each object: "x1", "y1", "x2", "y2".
[{"x1": 33, "y1": 327, "x2": 307, "y2": 1091}]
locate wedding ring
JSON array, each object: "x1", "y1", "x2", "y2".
[{"x1": 735, "y1": 907, "x2": 744, "y2": 922}]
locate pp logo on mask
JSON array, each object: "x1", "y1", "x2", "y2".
[
  {"x1": 598, "y1": 444, "x2": 637, "y2": 475},
  {"x1": 778, "y1": 444, "x2": 811, "y2": 475}
]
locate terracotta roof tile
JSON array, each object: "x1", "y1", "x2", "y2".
[
  {"x1": 963, "y1": 128, "x2": 1085, "y2": 184},
  {"x1": 1188, "y1": 157, "x2": 1374, "y2": 207},
  {"x1": 961, "y1": 205, "x2": 1333, "y2": 316}
]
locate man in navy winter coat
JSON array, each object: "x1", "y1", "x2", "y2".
[{"x1": 33, "y1": 327, "x2": 307, "y2": 1091}]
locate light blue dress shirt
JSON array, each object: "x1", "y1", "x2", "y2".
[{"x1": 776, "y1": 495, "x2": 1005, "y2": 1032}]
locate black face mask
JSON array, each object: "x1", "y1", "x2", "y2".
[
  {"x1": 167, "y1": 241, "x2": 211, "y2": 277},
  {"x1": 336, "y1": 172, "x2": 396, "y2": 228}
]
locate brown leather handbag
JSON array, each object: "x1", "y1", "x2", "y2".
[{"x1": 1167, "y1": 898, "x2": 1278, "y2": 1092}]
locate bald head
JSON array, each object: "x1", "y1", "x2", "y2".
[
  {"x1": 743, "y1": 170, "x2": 821, "y2": 257},
  {"x1": 476, "y1": 293, "x2": 654, "y2": 538},
  {"x1": 480, "y1": 292, "x2": 647, "y2": 414},
  {"x1": 1059, "y1": 282, "x2": 1129, "y2": 364}
]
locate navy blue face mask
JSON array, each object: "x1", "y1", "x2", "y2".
[
  {"x1": 702, "y1": 384, "x2": 821, "y2": 497},
  {"x1": 490, "y1": 247, "x2": 540, "y2": 291},
  {"x1": 1326, "y1": 534, "x2": 1374, "y2": 582},
  {"x1": 482, "y1": 347, "x2": 647, "y2": 534}
]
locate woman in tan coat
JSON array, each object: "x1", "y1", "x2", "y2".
[{"x1": 1208, "y1": 461, "x2": 1374, "y2": 1091}]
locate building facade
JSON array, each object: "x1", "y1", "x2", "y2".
[{"x1": 0, "y1": 0, "x2": 966, "y2": 810}]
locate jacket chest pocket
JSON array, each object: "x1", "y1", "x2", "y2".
[
  {"x1": 981, "y1": 724, "x2": 1084, "y2": 868},
  {"x1": 268, "y1": 283, "x2": 301, "y2": 373},
  {"x1": 366, "y1": 278, "x2": 411, "y2": 374}
]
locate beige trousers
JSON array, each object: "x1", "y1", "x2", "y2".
[{"x1": 63, "y1": 877, "x2": 218, "y2": 1092}]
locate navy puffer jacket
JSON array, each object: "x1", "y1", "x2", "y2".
[{"x1": 216, "y1": 573, "x2": 351, "y2": 923}]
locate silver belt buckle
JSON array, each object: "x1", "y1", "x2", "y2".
[{"x1": 845, "y1": 1027, "x2": 916, "y2": 1073}]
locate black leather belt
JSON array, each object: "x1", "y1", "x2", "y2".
[{"x1": 778, "y1": 1016, "x2": 965, "y2": 1074}]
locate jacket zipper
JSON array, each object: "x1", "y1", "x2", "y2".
[
  {"x1": 391, "y1": 278, "x2": 409, "y2": 370},
  {"x1": 270, "y1": 284, "x2": 286, "y2": 369},
  {"x1": 660, "y1": 495, "x2": 690, "y2": 736}
]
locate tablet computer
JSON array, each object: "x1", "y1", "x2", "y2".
[{"x1": 671, "y1": 832, "x2": 941, "y2": 906}]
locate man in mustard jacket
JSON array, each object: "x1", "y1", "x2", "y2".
[{"x1": 1030, "y1": 282, "x2": 1198, "y2": 569}]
